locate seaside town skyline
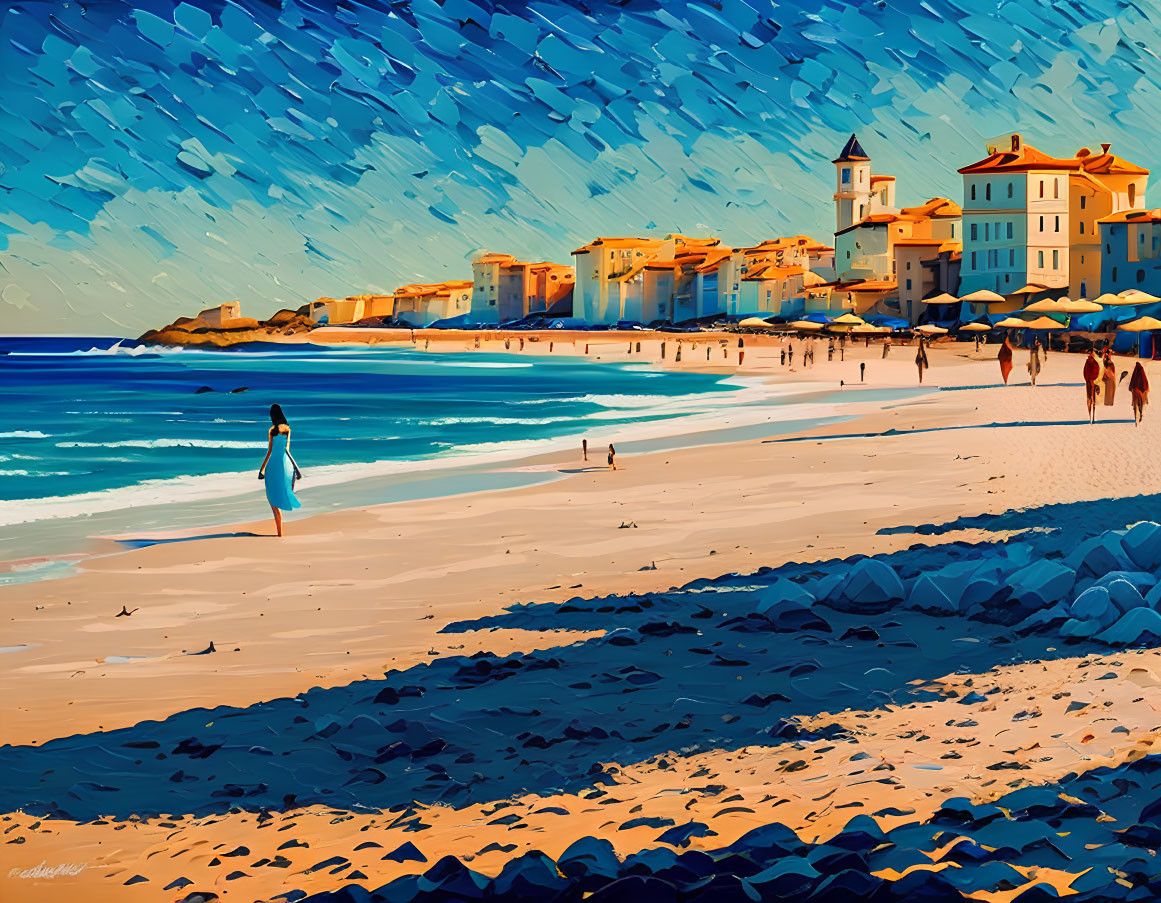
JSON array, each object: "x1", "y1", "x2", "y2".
[{"x1": 199, "y1": 130, "x2": 1158, "y2": 334}]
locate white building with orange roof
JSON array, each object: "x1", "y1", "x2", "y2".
[
  {"x1": 391, "y1": 280, "x2": 474, "y2": 325},
  {"x1": 834, "y1": 197, "x2": 961, "y2": 283},
  {"x1": 958, "y1": 133, "x2": 1147, "y2": 299},
  {"x1": 572, "y1": 235, "x2": 722, "y2": 325},
  {"x1": 833, "y1": 134, "x2": 897, "y2": 233},
  {"x1": 470, "y1": 254, "x2": 576, "y2": 323},
  {"x1": 1098, "y1": 208, "x2": 1161, "y2": 297}
]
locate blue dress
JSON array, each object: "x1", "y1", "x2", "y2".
[{"x1": 265, "y1": 432, "x2": 301, "y2": 511}]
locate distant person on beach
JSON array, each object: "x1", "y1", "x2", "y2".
[
  {"x1": 998, "y1": 337, "x2": 1014, "y2": 385},
  {"x1": 860, "y1": 361, "x2": 866, "y2": 382},
  {"x1": 1028, "y1": 342, "x2": 1041, "y2": 386},
  {"x1": 780, "y1": 347, "x2": 786, "y2": 366},
  {"x1": 915, "y1": 337, "x2": 929, "y2": 384},
  {"x1": 828, "y1": 340, "x2": 834, "y2": 362},
  {"x1": 738, "y1": 337, "x2": 745, "y2": 366},
  {"x1": 582, "y1": 439, "x2": 588, "y2": 462},
  {"x1": 257, "y1": 403, "x2": 301, "y2": 538},
  {"x1": 1102, "y1": 349, "x2": 1117, "y2": 406},
  {"x1": 788, "y1": 342, "x2": 794, "y2": 367},
  {"x1": 1129, "y1": 361, "x2": 1150, "y2": 423},
  {"x1": 1083, "y1": 349, "x2": 1101, "y2": 424},
  {"x1": 882, "y1": 339, "x2": 890, "y2": 359},
  {"x1": 607, "y1": 443, "x2": 617, "y2": 471}
]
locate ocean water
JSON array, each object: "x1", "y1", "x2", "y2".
[{"x1": 0, "y1": 337, "x2": 926, "y2": 566}]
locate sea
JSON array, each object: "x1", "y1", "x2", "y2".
[{"x1": 0, "y1": 336, "x2": 926, "y2": 575}]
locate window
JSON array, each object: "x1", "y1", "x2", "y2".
[
  {"x1": 1007, "y1": 182, "x2": 1013, "y2": 198},
  {"x1": 1130, "y1": 183, "x2": 1137, "y2": 206},
  {"x1": 985, "y1": 223, "x2": 990, "y2": 241},
  {"x1": 970, "y1": 223, "x2": 978, "y2": 241},
  {"x1": 1055, "y1": 216, "x2": 1060, "y2": 233},
  {"x1": 1107, "y1": 243, "x2": 1112, "y2": 254},
  {"x1": 971, "y1": 251, "x2": 978, "y2": 269},
  {"x1": 906, "y1": 278, "x2": 912, "y2": 291},
  {"x1": 1113, "y1": 266, "x2": 1118, "y2": 281},
  {"x1": 846, "y1": 250, "x2": 851, "y2": 259},
  {"x1": 1039, "y1": 180, "x2": 1045, "y2": 198},
  {"x1": 995, "y1": 221, "x2": 1001, "y2": 237},
  {"x1": 1138, "y1": 269, "x2": 1146, "y2": 283},
  {"x1": 1053, "y1": 179, "x2": 1059, "y2": 199},
  {"x1": 1039, "y1": 216, "x2": 1044, "y2": 232},
  {"x1": 1009, "y1": 249, "x2": 1015, "y2": 266},
  {"x1": 1080, "y1": 195, "x2": 1087, "y2": 210},
  {"x1": 1006, "y1": 222, "x2": 1013, "y2": 239},
  {"x1": 1038, "y1": 250, "x2": 1045, "y2": 268},
  {"x1": 951, "y1": 223, "x2": 956, "y2": 238},
  {"x1": 1081, "y1": 280, "x2": 1087, "y2": 297},
  {"x1": 858, "y1": 204, "x2": 865, "y2": 219},
  {"x1": 906, "y1": 260, "x2": 912, "y2": 270},
  {"x1": 1141, "y1": 232, "x2": 1146, "y2": 244},
  {"x1": 1080, "y1": 221, "x2": 1085, "y2": 234},
  {"x1": 1052, "y1": 249, "x2": 1059, "y2": 269},
  {"x1": 841, "y1": 167, "x2": 851, "y2": 185},
  {"x1": 1005, "y1": 273, "x2": 1011, "y2": 283},
  {"x1": 1081, "y1": 255, "x2": 1085, "y2": 264},
  {"x1": 986, "y1": 182, "x2": 991, "y2": 201},
  {"x1": 971, "y1": 184, "x2": 977, "y2": 201}
]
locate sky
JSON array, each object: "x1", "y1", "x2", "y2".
[{"x1": 2, "y1": 0, "x2": 1160, "y2": 334}]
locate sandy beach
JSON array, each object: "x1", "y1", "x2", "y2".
[{"x1": 3, "y1": 341, "x2": 1161, "y2": 902}]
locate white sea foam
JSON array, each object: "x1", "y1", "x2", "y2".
[
  {"x1": 0, "y1": 431, "x2": 50, "y2": 439},
  {"x1": 56, "y1": 439, "x2": 268, "y2": 449}
]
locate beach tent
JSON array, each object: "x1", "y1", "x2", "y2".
[
  {"x1": 831, "y1": 313, "x2": 865, "y2": 325},
  {"x1": 790, "y1": 320, "x2": 825, "y2": 331},
  {"x1": 916, "y1": 324, "x2": 948, "y2": 334},
  {"x1": 738, "y1": 316, "x2": 775, "y2": 328},
  {"x1": 958, "y1": 321, "x2": 992, "y2": 332}
]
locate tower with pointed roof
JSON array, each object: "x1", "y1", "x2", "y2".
[{"x1": 833, "y1": 134, "x2": 895, "y2": 234}]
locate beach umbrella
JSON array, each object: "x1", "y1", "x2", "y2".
[
  {"x1": 831, "y1": 312, "x2": 866, "y2": 325},
  {"x1": 995, "y1": 316, "x2": 1030, "y2": 328},
  {"x1": 1021, "y1": 315, "x2": 1069, "y2": 330},
  {"x1": 1008, "y1": 284, "x2": 1047, "y2": 295},
  {"x1": 1118, "y1": 289, "x2": 1161, "y2": 304},
  {"x1": 916, "y1": 324, "x2": 948, "y2": 334},
  {"x1": 960, "y1": 289, "x2": 1007, "y2": 304},
  {"x1": 1117, "y1": 316, "x2": 1161, "y2": 331},
  {"x1": 959, "y1": 322, "x2": 992, "y2": 331},
  {"x1": 790, "y1": 320, "x2": 824, "y2": 330},
  {"x1": 738, "y1": 316, "x2": 775, "y2": 328},
  {"x1": 1022, "y1": 297, "x2": 1103, "y2": 314},
  {"x1": 925, "y1": 292, "x2": 959, "y2": 305},
  {"x1": 1093, "y1": 292, "x2": 1137, "y2": 307}
]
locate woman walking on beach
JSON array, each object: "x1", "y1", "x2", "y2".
[
  {"x1": 1028, "y1": 342, "x2": 1041, "y2": 386},
  {"x1": 914, "y1": 336, "x2": 929, "y2": 384},
  {"x1": 1129, "y1": 361, "x2": 1150, "y2": 424},
  {"x1": 258, "y1": 403, "x2": 301, "y2": 537},
  {"x1": 607, "y1": 443, "x2": 617, "y2": 471},
  {"x1": 998, "y1": 337, "x2": 1014, "y2": 385},
  {"x1": 1102, "y1": 349, "x2": 1117, "y2": 406},
  {"x1": 1083, "y1": 350, "x2": 1101, "y2": 424}
]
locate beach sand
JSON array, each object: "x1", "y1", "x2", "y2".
[{"x1": 2, "y1": 342, "x2": 1160, "y2": 902}]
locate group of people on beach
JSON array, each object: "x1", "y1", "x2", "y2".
[{"x1": 994, "y1": 336, "x2": 1150, "y2": 424}]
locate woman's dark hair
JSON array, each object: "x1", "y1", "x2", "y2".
[{"x1": 270, "y1": 404, "x2": 289, "y2": 427}]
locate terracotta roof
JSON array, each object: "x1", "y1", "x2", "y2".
[
  {"x1": 958, "y1": 142, "x2": 1079, "y2": 174},
  {"x1": 850, "y1": 280, "x2": 898, "y2": 291},
  {"x1": 900, "y1": 197, "x2": 962, "y2": 218},
  {"x1": 473, "y1": 253, "x2": 523, "y2": 265},
  {"x1": 833, "y1": 133, "x2": 869, "y2": 164},
  {"x1": 394, "y1": 280, "x2": 473, "y2": 299},
  {"x1": 1097, "y1": 208, "x2": 1161, "y2": 224},
  {"x1": 667, "y1": 234, "x2": 722, "y2": 248},
  {"x1": 870, "y1": 175, "x2": 896, "y2": 183},
  {"x1": 693, "y1": 248, "x2": 737, "y2": 273},
  {"x1": 572, "y1": 237, "x2": 667, "y2": 254},
  {"x1": 743, "y1": 264, "x2": 805, "y2": 281},
  {"x1": 1076, "y1": 145, "x2": 1149, "y2": 176},
  {"x1": 893, "y1": 238, "x2": 946, "y2": 246}
]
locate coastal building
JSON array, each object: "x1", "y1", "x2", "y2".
[
  {"x1": 198, "y1": 301, "x2": 241, "y2": 327},
  {"x1": 833, "y1": 134, "x2": 896, "y2": 232},
  {"x1": 392, "y1": 281, "x2": 474, "y2": 325},
  {"x1": 958, "y1": 133, "x2": 1148, "y2": 298},
  {"x1": 1098, "y1": 209, "x2": 1161, "y2": 296},
  {"x1": 308, "y1": 295, "x2": 394, "y2": 325},
  {"x1": 1070, "y1": 145, "x2": 1149, "y2": 300},
  {"x1": 572, "y1": 235, "x2": 720, "y2": 325},
  {"x1": 469, "y1": 255, "x2": 575, "y2": 323}
]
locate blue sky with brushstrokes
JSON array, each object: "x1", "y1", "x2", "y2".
[{"x1": 1, "y1": 0, "x2": 1158, "y2": 333}]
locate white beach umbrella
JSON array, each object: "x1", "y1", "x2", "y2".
[{"x1": 960, "y1": 289, "x2": 1007, "y2": 304}]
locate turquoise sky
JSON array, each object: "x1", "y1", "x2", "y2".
[{"x1": 2, "y1": 0, "x2": 1158, "y2": 334}]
